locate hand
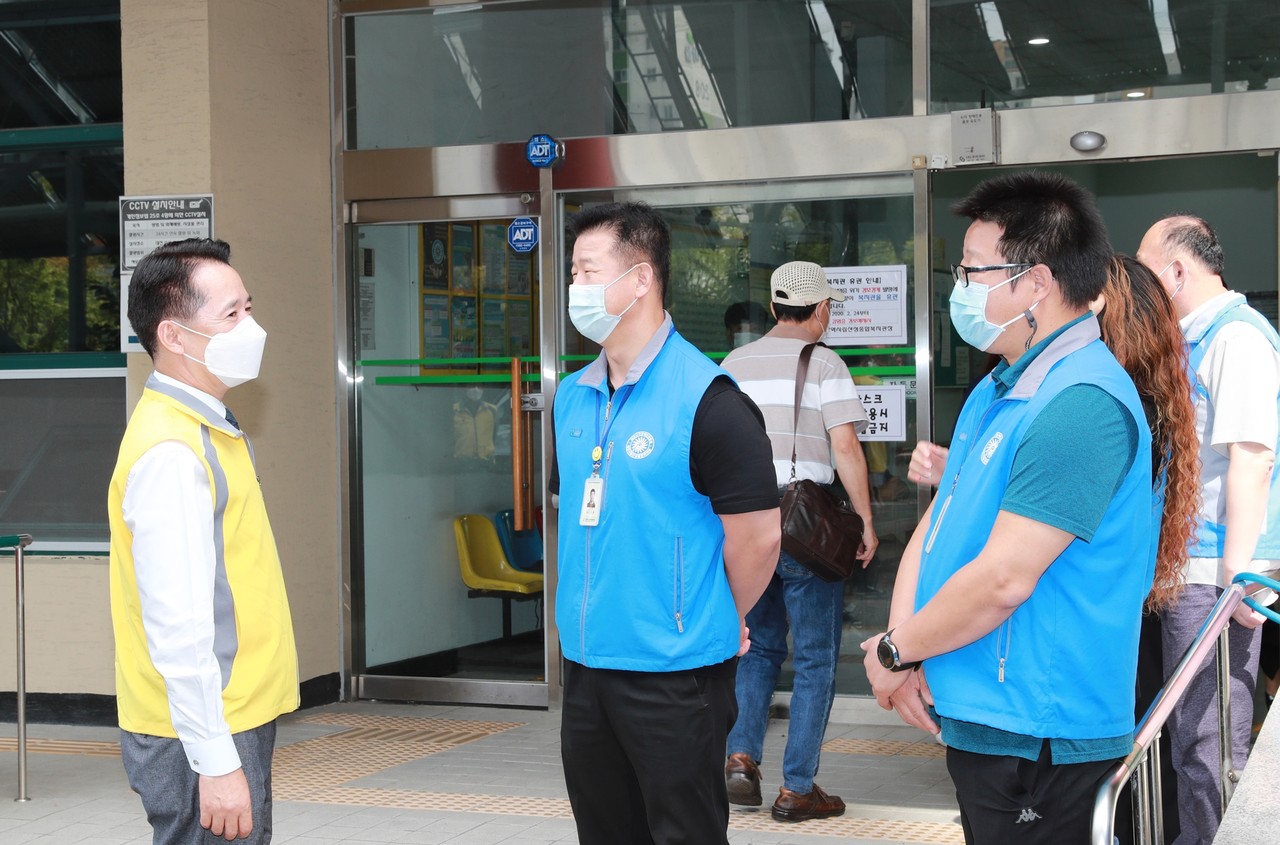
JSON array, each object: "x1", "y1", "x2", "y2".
[
  {"x1": 1227, "y1": 568, "x2": 1272, "y2": 629},
  {"x1": 887, "y1": 669, "x2": 939, "y2": 735},
  {"x1": 907, "y1": 442, "x2": 948, "y2": 488},
  {"x1": 738, "y1": 620, "x2": 751, "y2": 656},
  {"x1": 860, "y1": 633, "x2": 913, "y2": 709},
  {"x1": 857, "y1": 523, "x2": 879, "y2": 566},
  {"x1": 1230, "y1": 597, "x2": 1267, "y2": 629},
  {"x1": 199, "y1": 769, "x2": 252, "y2": 840}
]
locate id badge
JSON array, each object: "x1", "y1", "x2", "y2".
[{"x1": 579, "y1": 477, "x2": 604, "y2": 526}]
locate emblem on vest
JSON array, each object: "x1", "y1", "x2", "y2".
[
  {"x1": 626, "y1": 431, "x2": 656, "y2": 459},
  {"x1": 980, "y1": 432, "x2": 1003, "y2": 465}
]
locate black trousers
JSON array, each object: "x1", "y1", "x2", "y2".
[
  {"x1": 561, "y1": 657, "x2": 738, "y2": 845},
  {"x1": 947, "y1": 740, "x2": 1116, "y2": 845}
]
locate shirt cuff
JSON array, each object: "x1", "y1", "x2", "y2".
[{"x1": 183, "y1": 732, "x2": 241, "y2": 777}]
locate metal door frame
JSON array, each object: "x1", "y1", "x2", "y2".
[{"x1": 347, "y1": 192, "x2": 551, "y2": 709}]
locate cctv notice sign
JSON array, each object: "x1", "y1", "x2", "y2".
[{"x1": 118, "y1": 195, "x2": 214, "y2": 352}]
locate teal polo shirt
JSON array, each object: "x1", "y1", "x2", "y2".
[{"x1": 941, "y1": 314, "x2": 1140, "y2": 763}]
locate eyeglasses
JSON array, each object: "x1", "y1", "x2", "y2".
[{"x1": 950, "y1": 263, "x2": 1034, "y2": 287}]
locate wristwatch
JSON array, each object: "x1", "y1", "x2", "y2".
[{"x1": 876, "y1": 629, "x2": 921, "y2": 672}]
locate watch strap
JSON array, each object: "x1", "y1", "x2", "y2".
[{"x1": 882, "y1": 629, "x2": 921, "y2": 672}]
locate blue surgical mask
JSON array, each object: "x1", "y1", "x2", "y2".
[
  {"x1": 568, "y1": 264, "x2": 642, "y2": 344},
  {"x1": 948, "y1": 267, "x2": 1035, "y2": 352}
]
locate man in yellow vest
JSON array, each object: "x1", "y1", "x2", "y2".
[{"x1": 108, "y1": 238, "x2": 298, "y2": 843}]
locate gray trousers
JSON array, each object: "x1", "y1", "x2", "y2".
[
  {"x1": 121, "y1": 720, "x2": 277, "y2": 845},
  {"x1": 1161, "y1": 585, "x2": 1261, "y2": 845}
]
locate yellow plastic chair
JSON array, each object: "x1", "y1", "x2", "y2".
[{"x1": 454, "y1": 514, "x2": 543, "y2": 637}]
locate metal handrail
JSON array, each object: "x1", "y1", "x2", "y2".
[
  {"x1": 1, "y1": 533, "x2": 33, "y2": 802},
  {"x1": 1092, "y1": 574, "x2": 1280, "y2": 844}
]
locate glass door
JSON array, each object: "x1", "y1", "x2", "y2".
[
  {"x1": 350, "y1": 198, "x2": 548, "y2": 707},
  {"x1": 556, "y1": 175, "x2": 924, "y2": 698}
]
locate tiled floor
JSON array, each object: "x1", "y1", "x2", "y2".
[{"x1": 0, "y1": 700, "x2": 962, "y2": 844}]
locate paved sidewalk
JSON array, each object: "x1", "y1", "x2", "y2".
[{"x1": 0, "y1": 700, "x2": 961, "y2": 844}]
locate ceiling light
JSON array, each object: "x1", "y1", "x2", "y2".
[
  {"x1": 1127, "y1": 91, "x2": 1146, "y2": 98},
  {"x1": 1028, "y1": 37, "x2": 1050, "y2": 45},
  {"x1": 1069, "y1": 131, "x2": 1107, "y2": 152}
]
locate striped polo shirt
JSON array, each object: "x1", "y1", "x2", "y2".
[{"x1": 722, "y1": 335, "x2": 868, "y2": 485}]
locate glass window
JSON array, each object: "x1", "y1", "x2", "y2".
[
  {"x1": 931, "y1": 0, "x2": 1280, "y2": 113},
  {"x1": 0, "y1": 6, "x2": 123, "y2": 354},
  {"x1": 0, "y1": 370, "x2": 124, "y2": 548},
  {"x1": 0, "y1": 145, "x2": 123, "y2": 354},
  {"x1": 345, "y1": 1, "x2": 912, "y2": 150},
  {"x1": 0, "y1": 5, "x2": 124, "y2": 548}
]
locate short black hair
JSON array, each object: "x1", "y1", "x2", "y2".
[
  {"x1": 772, "y1": 302, "x2": 818, "y2": 324},
  {"x1": 1158, "y1": 214, "x2": 1224, "y2": 275},
  {"x1": 952, "y1": 170, "x2": 1111, "y2": 308},
  {"x1": 128, "y1": 238, "x2": 232, "y2": 357},
  {"x1": 569, "y1": 202, "x2": 671, "y2": 300}
]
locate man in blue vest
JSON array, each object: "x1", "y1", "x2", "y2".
[
  {"x1": 551, "y1": 202, "x2": 781, "y2": 844},
  {"x1": 863, "y1": 171, "x2": 1154, "y2": 845},
  {"x1": 1137, "y1": 214, "x2": 1278, "y2": 845}
]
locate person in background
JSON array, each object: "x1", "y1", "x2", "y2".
[
  {"x1": 108, "y1": 238, "x2": 298, "y2": 844},
  {"x1": 868, "y1": 171, "x2": 1153, "y2": 845},
  {"x1": 550, "y1": 202, "x2": 781, "y2": 845},
  {"x1": 1137, "y1": 214, "x2": 1280, "y2": 845},
  {"x1": 724, "y1": 299, "x2": 772, "y2": 349},
  {"x1": 721, "y1": 261, "x2": 878, "y2": 822},
  {"x1": 453, "y1": 385, "x2": 497, "y2": 461}
]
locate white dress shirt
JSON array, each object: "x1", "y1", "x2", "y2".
[
  {"x1": 122, "y1": 372, "x2": 241, "y2": 775},
  {"x1": 1180, "y1": 293, "x2": 1280, "y2": 588}
]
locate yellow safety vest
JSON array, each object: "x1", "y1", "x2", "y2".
[{"x1": 108, "y1": 381, "x2": 298, "y2": 737}]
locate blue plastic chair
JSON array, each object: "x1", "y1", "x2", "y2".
[{"x1": 495, "y1": 508, "x2": 544, "y2": 573}]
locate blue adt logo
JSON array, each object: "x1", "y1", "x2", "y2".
[
  {"x1": 526, "y1": 134, "x2": 560, "y2": 168},
  {"x1": 508, "y1": 217, "x2": 539, "y2": 254}
]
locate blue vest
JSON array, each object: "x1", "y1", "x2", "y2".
[
  {"x1": 917, "y1": 324, "x2": 1153, "y2": 740},
  {"x1": 1185, "y1": 294, "x2": 1280, "y2": 558},
  {"x1": 554, "y1": 328, "x2": 739, "y2": 671}
]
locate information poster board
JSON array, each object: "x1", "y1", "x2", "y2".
[
  {"x1": 480, "y1": 223, "x2": 507, "y2": 294},
  {"x1": 481, "y1": 300, "x2": 507, "y2": 356},
  {"x1": 118, "y1": 194, "x2": 214, "y2": 352},
  {"x1": 422, "y1": 294, "x2": 450, "y2": 358},
  {"x1": 451, "y1": 224, "x2": 476, "y2": 293},
  {"x1": 824, "y1": 264, "x2": 908, "y2": 347},
  {"x1": 508, "y1": 299, "x2": 533, "y2": 356},
  {"x1": 451, "y1": 296, "x2": 478, "y2": 357},
  {"x1": 421, "y1": 223, "x2": 449, "y2": 290},
  {"x1": 855, "y1": 385, "x2": 907, "y2": 441},
  {"x1": 416, "y1": 219, "x2": 539, "y2": 373}
]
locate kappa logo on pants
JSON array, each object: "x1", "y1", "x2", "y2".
[{"x1": 1016, "y1": 807, "x2": 1043, "y2": 824}]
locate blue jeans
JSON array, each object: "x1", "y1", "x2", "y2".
[{"x1": 727, "y1": 550, "x2": 844, "y2": 793}]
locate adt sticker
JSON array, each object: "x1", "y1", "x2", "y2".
[
  {"x1": 508, "y1": 217, "x2": 539, "y2": 253},
  {"x1": 526, "y1": 134, "x2": 560, "y2": 168}
]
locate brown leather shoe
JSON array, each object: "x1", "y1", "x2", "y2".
[
  {"x1": 771, "y1": 783, "x2": 846, "y2": 822},
  {"x1": 724, "y1": 753, "x2": 762, "y2": 806}
]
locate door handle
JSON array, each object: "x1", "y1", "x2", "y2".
[{"x1": 510, "y1": 358, "x2": 536, "y2": 531}]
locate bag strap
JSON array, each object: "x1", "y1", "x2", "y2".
[{"x1": 789, "y1": 342, "x2": 819, "y2": 483}]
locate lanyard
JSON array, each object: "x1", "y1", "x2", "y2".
[
  {"x1": 587, "y1": 323, "x2": 669, "y2": 475},
  {"x1": 591, "y1": 384, "x2": 633, "y2": 476}
]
